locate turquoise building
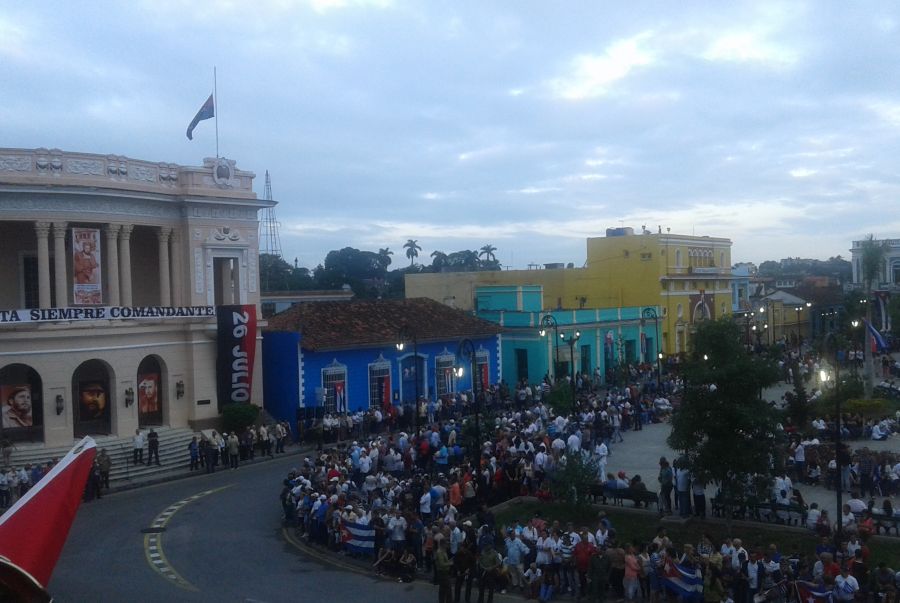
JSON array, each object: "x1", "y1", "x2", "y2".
[{"x1": 473, "y1": 285, "x2": 660, "y2": 385}]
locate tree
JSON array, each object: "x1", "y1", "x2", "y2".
[
  {"x1": 549, "y1": 450, "x2": 599, "y2": 508},
  {"x1": 667, "y1": 319, "x2": 780, "y2": 525},
  {"x1": 403, "y1": 239, "x2": 422, "y2": 266},
  {"x1": 430, "y1": 250, "x2": 448, "y2": 272},
  {"x1": 859, "y1": 234, "x2": 888, "y2": 398},
  {"x1": 447, "y1": 249, "x2": 480, "y2": 271},
  {"x1": 377, "y1": 248, "x2": 393, "y2": 271},
  {"x1": 479, "y1": 244, "x2": 497, "y2": 263},
  {"x1": 259, "y1": 253, "x2": 294, "y2": 291}
]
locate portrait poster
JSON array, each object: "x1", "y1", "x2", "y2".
[
  {"x1": 78, "y1": 381, "x2": 108, "y2": 422},
  {"x1": 138, "y1": 373, "x2": 160, "y2": 414},
  {"x1": 72, "y1": 228, "x2": 102, "y2": 305},
  {"x1": 1, "y1": 384, "x2": 33, "y2": 429},
  {"x1": 689, "y1": 291, "x2": 713, "y2": 324}
]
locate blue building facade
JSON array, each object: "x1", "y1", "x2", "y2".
[{"x1": 262, "y1": 298, "x2": 501, "y2": 426}]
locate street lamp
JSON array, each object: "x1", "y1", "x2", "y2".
[
  {"x1": 396, "y1": 325, "x2": 419, "y2": 433},
  {"x1": 642, "y1": 307, "x2": 662, "y2": 389},
  {"x1": 794, "y1": 306, "x2": 804, "y2": 351},
  {"x1": 560, "y1": 330, "x2": 581, "y2": 395},
  {"x1": 539, "y1": 314, "x2": 560, "y2": 382},
  {"x1": 823, "y1": 332, "x2": 844, "y2": 549},
  {"x1": 456, "y1": 338, "x2": 480, "y2": 458},
  {"x1": 851, "y1": 319, "x2": 861, "y2": 374}
]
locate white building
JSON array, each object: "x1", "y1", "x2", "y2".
[
  {"x1": 0, "y1": 148, "x2": 270, "y2": 447},
  {"x1": 850, "y1": 237, "x2": 899, "y2": 332}
]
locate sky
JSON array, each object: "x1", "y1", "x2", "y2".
[{"x1": 3, "y1": 1, "x2": 900, "y2": 270}]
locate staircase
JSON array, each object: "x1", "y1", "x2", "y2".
[{"x1": 6, "y1": 427, "x2": 198, "y2": 486}]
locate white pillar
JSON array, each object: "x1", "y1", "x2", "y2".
[
  {"x1": 219, "y1": 258, "x2": 234, "y2": 304},
  {"x1": 104, "y1": 224, "x2": 121, "y2": 306},
  {"x1": 34, "y1": 222, "x2": 51, "y2": 309},
  {"x1": 157, "y1": 227, "x2": 171, "y2": 306},
  {"x1": 169, "y1": 229, "x2": 183, "y2": 306},
  {"x1": 52, "y1": 222, "x2": 68, "y2": 308},
  {"x1": 119, "y1": 225, "x2": 133, "y2": 306}
]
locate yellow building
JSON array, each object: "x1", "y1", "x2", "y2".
[{"x1": 405, "y1": 229, "x2": 733, "y2": 356}]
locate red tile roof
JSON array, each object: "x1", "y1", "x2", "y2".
[{"x1": 264, "y1": 297, "x2": 501, "y2": 351}]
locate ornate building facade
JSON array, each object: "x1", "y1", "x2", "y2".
[{"x1": 0, "y1": 148, "x2": 269, "y2": 446}]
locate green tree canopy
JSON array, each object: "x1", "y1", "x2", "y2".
[{"x1": 667, "y1": 319, "x2": 781, "y2": 501}]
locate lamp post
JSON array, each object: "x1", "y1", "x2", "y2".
[
  {"x1": 396, "y1": 325, "x2": 419, "y2": 433},
  {"x1": 560, "y1": 330, "x2": 581, "y2": 395},
  {"x1": 794, "y1": 306, "x2": 803, "y2": 351},
  {"x1": 642, "y1": 307, "x2": 662, "y2": 389},
  {"x1": 823, "y1": 332, "x2": 844, "y2": 548},
  {"x1": 539, "y1": 314, "x2": 560, "y2": 382},
  {"x1": 851, "y1": 319, "x2": 861, "y2": 374},
  {"x1": 456, "y1": 338, "x2": 479, "y2": 456}
]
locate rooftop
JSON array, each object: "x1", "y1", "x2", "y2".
[{"x1": 264, "y1": 297, "x2": 501, "y2": 351}]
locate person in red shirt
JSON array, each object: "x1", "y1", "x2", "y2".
[{"x1": 573, "y1": 528, "x2": 597, "y2": 598}]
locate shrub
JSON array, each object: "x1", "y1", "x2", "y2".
[{"x1": 222, "y1": 402, "x2": 261, "y2": 433}]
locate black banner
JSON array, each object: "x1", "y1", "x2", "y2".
[{"x1": 216, "y1": 305, "x2": 257, "y2": 411}]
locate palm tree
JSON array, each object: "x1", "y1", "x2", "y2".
[
  {"x1": 377, "y1": 247, "x2": 393, "y2": 271},
  {"x1": 403, "y1": 239, "x2": 422, "y2": 267},
  {"x1": 430, "y1": 250, "x2": 448, "y2": 272},
  {"x1": 860, "y1": 234, "x2": 888, "y2": 398},
  {"x1": 478, "y1": 244, "x2": 497, "y2": 263}
]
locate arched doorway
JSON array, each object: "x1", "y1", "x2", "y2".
[
  {"x1": 72, "y1": 360, "x2": 113, "y2": 437},
  {"x1": 0, "y1": 363, "x2": 44, "y2": 443},
  {"x1": 137, "y1": 356, "x2": 164, "y2": 427}
]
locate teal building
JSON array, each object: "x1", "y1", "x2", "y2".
[{"x1": 473, "y1": 285, "x2": 660, "y2": 386}]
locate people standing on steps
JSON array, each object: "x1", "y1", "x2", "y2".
[
  {"x1": 147, "y1": 428, "x2": 160, "y2": 466},
  {"x1": 132, "y1": 428, "x2": 144, "y2": 465},
  {"x1": 97, "y1": 448, "x2": 112, "y2": 489}
]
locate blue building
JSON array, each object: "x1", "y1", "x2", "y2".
[
  {"x1": 473, "y1": 285, "x2": 660, "y2": 386},
  {"x1": 261, "y1": 298, "x2": 501, "y2": 425}
]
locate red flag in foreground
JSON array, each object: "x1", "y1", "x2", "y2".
[{"x1": 0, "y1": 436, "x2": 96, "y2": 589}]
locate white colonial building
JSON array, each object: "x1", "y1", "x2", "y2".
[{"x1": 0, "y1": 148, "x2": 269, "y2": 447}]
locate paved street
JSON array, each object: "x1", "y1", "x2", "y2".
[{"x1": 49, "y1": 453, "x2": 436, "y2": 603}]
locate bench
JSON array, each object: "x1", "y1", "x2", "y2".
[
  {"x1": 855, "y1": 511, "x2": 900, "y2": 536},
  {"x1": 587, "y1": 484, "x2": 658, "y2": 509}
]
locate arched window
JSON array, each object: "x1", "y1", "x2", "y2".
[
  {"x1": 0, "y1": 363, "x2": 44, "y2": 442},
  {"x1": 675, "y1": 249, "x2": 682, "y2": 268}
]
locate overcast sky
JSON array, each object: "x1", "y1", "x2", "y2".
[{"x1": 3, "y1": 1, "x2": 899, "y2": 269}]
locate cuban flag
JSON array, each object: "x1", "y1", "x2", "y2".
[
  {"x1": 0, "y1": 436, "x2": 96, "y2": 590},
  {"x1": 661, "y1": 559, "x2": 703, "y2": 601},
  {"x1": 334, "y1": 382, "x2": 347, "y2": 413},
  {"x1": 795, "y1": 580, "x2": 834, "y2": 603},
  {"x1": 186, "y1": 93, "x2": 215, "y2": 140},
  {"x1": 863, "y1": 319, "x2": 889, "y2": 353},
  {"x1": 341, "y1": 519, "x2": 375, "y2": 555}
]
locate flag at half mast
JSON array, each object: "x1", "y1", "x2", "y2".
[{"x1": 186, "y1": 93, "x2": 215, "y2": 140}]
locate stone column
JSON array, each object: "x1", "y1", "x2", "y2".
[
  {"x1": 119, "y1": 225, "x2": 133, "y2": 306},
  {"x1": 157, "y1": 227, "x2": 172, "y2": 306},
  {"x1": 104, "y1": 224, "x2": 121, "y2": 306},
  {"x1": 34, "y1": 222, "x2": 51, "y2": 309},
  {"x1": 52, "y1": 222, "x2": 68, "y2": 308},
  {"x1": 219, "y1": 258, "x2": 234, "y2": 304},
  {"x1": 169, "y1": 229, "x2": 183, "y2": 306}
]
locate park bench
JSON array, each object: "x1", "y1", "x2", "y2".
[
  {"x1": 855, "y1": 511, "x2": 900, "y2": 536},
  {"x1": 588, "y1": 484, "x2": 658, "y2": 509}
]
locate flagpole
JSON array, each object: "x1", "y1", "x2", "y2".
[{"x1": 214, "y1": 66, "x2": 219, "y2": 158}]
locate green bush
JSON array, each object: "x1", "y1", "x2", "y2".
[
  {"x1": 546, "y1": 383, "x2": 574, "y2": 416},
  {"x1": 222, "y1": 402, "x2": 261, "y2": 433}
]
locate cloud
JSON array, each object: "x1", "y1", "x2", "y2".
[{"x1": 547, "y1": 31, "x2": 655, "y2": 100}]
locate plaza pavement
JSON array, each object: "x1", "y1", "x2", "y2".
[{"x1": 599, "y1": 380, "x2": 898, "y2": 523}]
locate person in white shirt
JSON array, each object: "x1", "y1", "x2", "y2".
[
  {"x1": 833, "y1": 566, "x2": 859, "y2": 601},
  {"x1": 806, "y1": 503, "x2": 822, "y2": 530}
]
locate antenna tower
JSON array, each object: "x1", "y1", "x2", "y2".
[{"x1": 260, "y1": 170, "x2": 283, "y2": 258}]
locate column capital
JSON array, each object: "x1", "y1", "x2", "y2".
[
  {"x1": 157, "y1": 226, "x2": 172, "y2": 242},
  {"x1": 34, "y1": 221, "x2": 51, "y2": 237},
  {"x1": 120, "y1": 224, "x2": 134, "y2": 240},
  {"x1": 51, "y1": 221, "x2": 68, "y2": 239},
  {"x1": 104, "y1": 224, "x2": 122, "y2": 237}
]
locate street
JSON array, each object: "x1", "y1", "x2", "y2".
[{"x1": 49, "y1": 453, "x2": 434, "y2": 602}]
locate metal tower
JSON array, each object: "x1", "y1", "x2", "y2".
[{"x1": 260, "y1": 170, "x2": 282, "y2": 258}]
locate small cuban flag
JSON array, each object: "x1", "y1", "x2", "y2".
[
  {"x1": 863, "y1": 319, "x2": 889, "y2": 353},
  {"x1": 186, "y1": 94, "x2": 215, "y2": 140}
]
